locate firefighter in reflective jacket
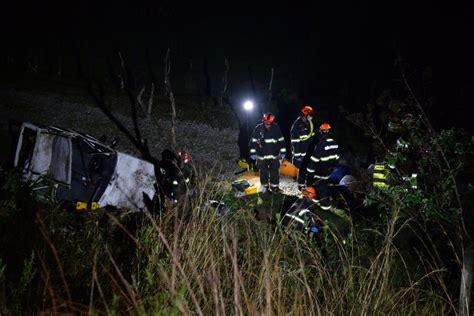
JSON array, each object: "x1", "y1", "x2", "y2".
[
  {"x1": 281, "y1": 186, "x2": 321, "y2": 235},
  {"x1": 304, "y1": 123, "x2": 340, "y2": 210},
  {"x1": 249, "y1": 113, "x2": 286, "y2": 193},
  {"x1": 291, "y1": 106, "x2": 315, "y2": 167},
  {"x1": 291, "y1": 106, "x2": 316, "y2": 190},
  {"x1": 372, "y1": 162, "x2": 391, "y2": 188}
]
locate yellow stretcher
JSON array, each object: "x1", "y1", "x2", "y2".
[{"x1": 232, "y1": 159, "x2": 299, "y2": 196}]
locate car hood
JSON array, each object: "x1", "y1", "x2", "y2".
[{"x1": 98, "y1": 152, "x2": 156, "y2": 211}]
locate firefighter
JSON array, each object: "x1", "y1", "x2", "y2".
[
  {"x1": 281, "y1": 186, "x2": 321, "y2": 235},
  {"x1": 249, "y1": 113, "x2": 286, "y2": 193},
  {"x1": 305, "y1": 123, "x2": 340, "y2": 210},
  {"x1": 290, "y1": 105, "x2": 316, "y2": 190},
  {"x1": 177, "y1": 148, "x2": 195, "y2": 187}
]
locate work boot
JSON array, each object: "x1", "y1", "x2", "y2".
[
  {"x1": 259, "y1": 185, "x2": 269, "y2": 193},
  {"x1": 270, "y1": 186, "x2": 283, "y2": 194}
]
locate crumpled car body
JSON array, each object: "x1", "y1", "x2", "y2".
[{"x1": 13, "y1": 122, "x2": 157, "y2": 211}]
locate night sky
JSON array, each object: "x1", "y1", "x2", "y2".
[{"x1": 2, "y1": 1, "x2": 473, "y2": 130}]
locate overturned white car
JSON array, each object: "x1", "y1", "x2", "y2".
[{"x1": 13, "y1": 122, "x2": 158, "y2": 211}]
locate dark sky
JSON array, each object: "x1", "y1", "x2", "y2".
[{"x1": 2, "y1": 0, "x2": 473, "y2": 129}]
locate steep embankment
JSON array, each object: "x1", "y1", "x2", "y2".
[{"x1": 0, "y1": 89, "x2": 239, "y2": 178}]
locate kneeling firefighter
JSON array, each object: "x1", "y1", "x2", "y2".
[
  {"x1": 281, "y1": 186, "x2": 321, "y2": 235},
  {"x1": 249, "y1": 113, "x2": 286, "y2": 193},
  {"x1": 304, "y1": 123, "x2": 340, "y2": 210}
]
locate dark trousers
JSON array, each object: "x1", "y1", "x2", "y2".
[
  {"x1": 315, "y1": 181, "x2": 331, "y2": 210},
  {"x1": 296, "y1": 153, "x2": 312, "y2": 185},
  {"x1": 258, "y1": 159, "x2": 280, "y2": 188}
]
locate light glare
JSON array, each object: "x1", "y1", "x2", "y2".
[{"x1": 243, "y1": 100, "x2": 254, "y2": 111}]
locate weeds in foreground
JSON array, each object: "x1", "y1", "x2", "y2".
[{"x1": 0, "y1": 168, "x2": 460, "y2": 314}]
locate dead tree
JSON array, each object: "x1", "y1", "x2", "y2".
[
  {"x1": 248, "y1": 65, "x2": 257, "y2": 100},
  {"x1": 203, "y1": 57, "x2": 212, "y2": 100},
  {"x1": 26, "y1": 55, "x2": 38, "y2": 74},
  {"x1": 219, "y1": 58, "x2": 230, "y2": 108},
  {"x1": 164, "y1": 48, "x2": 177, "y2": 148},
  {"x1": 266, "y1": 67, "x2": 274, "y2": 110},
  {"x1": 117, "y1": 51, "x2": 125, "y2": 90},
  {"x1": 145, "y1": 48, "x2": 158, "y2": 107},
  {"x1": 136, "y1": 83, "x2": 155, "y2": 118},
  {"x1": 147, "y1": 82, "x2": 155, "y2": 117}
]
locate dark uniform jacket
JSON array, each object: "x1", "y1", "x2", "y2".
[
  {"x1": 249, "y1": 123, "x2": 286, "y2": 160},
  {"x1": 290, "y1": 116, "x2": 315, "y2": 161},
  {"x1": 281, "y1": 197, "x2": 321, "y2": 233},
  {"x1": 306, "y1": 134, "x2": 340, "y2": 179}
]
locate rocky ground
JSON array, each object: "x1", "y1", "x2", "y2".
[{"x1": 0, "y1": 88, "x2": 301, "y2": 195}]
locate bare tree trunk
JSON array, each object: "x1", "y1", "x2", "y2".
[
  {"x1": 117, "y1": 51, "x2": 125, "y2": 90},
  {"x1": 147, "y1": 82, "x2": 155, "y2": 117},
  {"x1": 137, "y1": 85, "x2": 147, "y2": 116},
  {"x1": 57, "y1": 57, "x2": 62, "y2": 77},
  {"x1": 203, "y1": 57, "x2": 212, "y2": 100},
  {"x1": 219, "y1": 58, "x2": 230, "y2": 107},
  {"x1": 164, "y1": 48, "x2": 177, "y2": 148},
  {"x1": 266, "y1": 67, "x2": 274, "y2": 110},
  {"x1": 460, "y1": 243, "x2": 473, "y2": 316}
]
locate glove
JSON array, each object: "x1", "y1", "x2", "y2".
[
  {"x1": 298, "y1": 183, "x2": 306, "y2": 191},
  {"x1": 250, "y1": 154, "x2": 257, "y2": 161},
  {"x1": 280, "y1": 153, "x2": 286, "y2": 160}
]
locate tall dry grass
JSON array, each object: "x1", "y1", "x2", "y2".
[{"x1": 2, "y1": 170, "x2": 459, "y2": 315}]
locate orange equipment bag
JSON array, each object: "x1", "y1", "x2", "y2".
[{"x1": 279, "y1": 159, "x2": 298, "y2": 178}]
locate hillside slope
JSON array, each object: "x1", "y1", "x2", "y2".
[{"x1": 0, "y1": 88, "x2": 239, "y2": 178}]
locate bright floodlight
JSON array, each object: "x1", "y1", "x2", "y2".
[{"x1": 243, "y1": 100, "x2": 254, "y2": 111}]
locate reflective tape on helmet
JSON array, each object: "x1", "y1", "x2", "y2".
[
  {"x1": 307, "y1": 168, "x2": 315, "y2": 173},
  {"x1": 172, "y1": 180, "x2": 178, "y2": 185},
  {"x1": 291, "y1": 138, "x2": 301, "y2": 143},
  {"x1": 278, "y1": 137, "x2": 285, "y2": 141},
  {"x1": 310, "y1": 156, "x2": 320, "y2": 162},
  {"x1": 250, "y1": 138, "x2": 259, "y2": 142}
]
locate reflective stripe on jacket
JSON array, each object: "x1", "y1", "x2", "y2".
[
  {"x1": 290, "y1": 116, "x2": 315, "y2": 158},
  {"x1": 306, "y1": 135, "x2": 340, "y2": 177},
  {"x1": 373, "y1": 163, "x2": 389, "y2": 188},
  {"x1": 249, "y1": 123, "x2": 286, "y2": 160}
]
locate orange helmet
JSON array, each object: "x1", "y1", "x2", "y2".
[
  {"x1": 301, "y1": 106, "x2": 315, "y2": 116},
  {"x1": 263, "y1": 113, "x2": 275, "y2": 125},
  {"x1": 304, "y1": 186, "x2": 317, "y2": 199},
  {"x1": 319, "y1": 122, "x2": 331, "y2": 133},
  {"x1": 183, "y1": 153, "x2": 190, "y2": 164}
]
